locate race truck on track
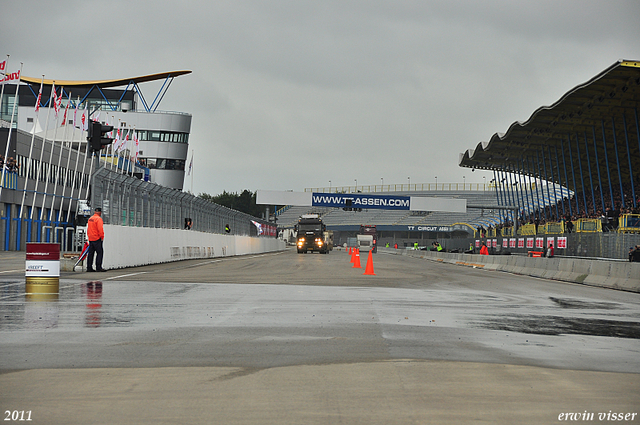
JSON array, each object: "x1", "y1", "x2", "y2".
[{"x1": 295, "y1": 214, "x2": 329, "y2": 254}]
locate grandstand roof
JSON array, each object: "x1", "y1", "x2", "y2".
[
  {"x1": 459, "y1": 60, "x2": 640, "y2": 198},
  {"x1": 19, "y1": 70, "x2": 192, "y2": 88}
]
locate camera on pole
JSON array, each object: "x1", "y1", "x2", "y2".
[{"x1": 88, "y1": 121, "x2": 114, "y2": 155}]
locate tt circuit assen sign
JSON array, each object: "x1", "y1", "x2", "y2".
[{"x1": 311, "y1": 193, "x2": 410, "y2": 210}]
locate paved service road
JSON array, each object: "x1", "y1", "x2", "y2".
[{"x1": 1, "y1": 248, "x2": 639, "y2": 424}]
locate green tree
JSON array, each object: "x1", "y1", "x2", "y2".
[{"x1": 199, "y1": 190, "x2": 264, "y2": 218}]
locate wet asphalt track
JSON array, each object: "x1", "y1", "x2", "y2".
[{"x1": 0, "y1": 248, "x2": 639, "y2": 424}]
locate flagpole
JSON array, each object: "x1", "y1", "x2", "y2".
[
  {"x1": 84, "y1": 107, "x2": 97, "y2": 201},
  {"x1": 191, "y1": 149, "x2": 194, "y2": 194},
  {"x1": 56, "y1": 91, "x2": 73, "y2": 223},
  {"x1": 48, "y1": 88, "x2": 69, "y2": 224},
  {"x1": 109, "y1": 115, "x2": 115, "y2": 171},
  {"x1": 0, "y1": 55, "x2": 9, "y2": 124},
  {"x1": 31, "y1": 81, "x2": 55, "y2": 221},
  {"x1": 19, "y1": 75, "x2": 44, "y2": 223},
  {"x1": 40, "y1": 85, "x2": 64, "y2": 223},
  {"x1": 115, "y1": 120, "x2": 121, "y2": 174},
  {"x1": 0, "y1": 61, "x2": 22, "y2": 203},
  {"x1": 78, "y1": 104, "x2": 91, "y2": 202},
  {"x1": 66, "y1": 96, "x2": 83, "y2": 223}
]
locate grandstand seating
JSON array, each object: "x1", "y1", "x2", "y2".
[{"x1": 275, "y1": 185, "x2": 573, "y2": 231}]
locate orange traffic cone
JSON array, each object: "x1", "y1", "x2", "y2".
[
  {"x1": 363, "y1": 250, "x2": 375, "y2": 275},
  {"x1": 352, "y1": 249, "x2": 361, "y2": 268},
  {"x1": 349, "y1": 247, "x2": 354, "y2": 263},
  {"x1": 348, "y1": 246, "x2": 352, "y2": 256}
]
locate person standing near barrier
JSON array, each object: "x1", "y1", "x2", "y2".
[
  {"x1": 546, "y1": 243, "x2": 554, "y2": 258},
  {"x1": 629, "y1": 245, "x2": 640, "y2": 262},
  {"x1": 480, "y1": 242, "x2": 488, "y2": 255},
  {"x1": 86, "y1": 207, "x2": 106, "y2": 272}
]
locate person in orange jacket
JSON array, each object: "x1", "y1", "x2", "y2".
[
  {"x1": 479, "y1": 242, "x2": 489, "y2": 255},
  {"x1": 86, "y1": 207, "x2": 106, "y2": 272}
]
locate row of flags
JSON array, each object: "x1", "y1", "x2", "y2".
[{"x1": 33, "y1": 80, "x2": 141, "y2": 163}]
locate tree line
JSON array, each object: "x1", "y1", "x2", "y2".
[{"x1": 198, "y1": 190, "x2": 265, "y2": 218}]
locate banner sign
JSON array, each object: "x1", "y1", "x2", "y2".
[
  {"x1": 406, "y1": 225, "x2": 452, "y2": 232},
  {"x1": 546, "y1": 237, "x2": 555, "y2": 248},
  {"x1": 311, "y1": 192, "x2": 410, "y2": 210},
  {"x1": 557, "y1": 237, "x2": 567, "y2": 249}
]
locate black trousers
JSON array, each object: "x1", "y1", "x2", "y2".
[{"x1": 87, "y1": 240, "x2": 104, "y2": 270}]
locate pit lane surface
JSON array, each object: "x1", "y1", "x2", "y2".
[{"x1": 1, "y1": 248, "x2": 638, "y2": 424}]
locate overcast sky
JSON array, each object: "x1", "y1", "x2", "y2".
[{"x1": 3, "y1": 0, "x2": 640, "y2": 196}]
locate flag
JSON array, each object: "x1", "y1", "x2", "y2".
[
  {"x1": 61, "y1": 92, "x2": 71, "y2": 126},
  {"x1": 35, "y1": 80, "x2": 43, "y2": 112},
  {"x1": 187, "y1": 152, "x2": 193, "y2": 176},
  {"x1": 56, "y1": 87, "x2": 64, "y2": 116},
  {"x1": 52, "y1": 83, "x2": 59, "y2": 117},
  {"x1": 73, "y1": 242, "x2": 90, "y2": 268},
  {"x1": 123, "y1": 128, "x2": 130, "y2": 153},
  {"x1": 80, "y1": 105, "x2": 88, "y2": 131},
  {"x1": 133, "y1": 130, "x2": 139, "y2": 162},
  {"x1": 0, "y1": 60, "x2": 5, "y2": 72},
  {"x1": 114, "y1": 126, "x2": 122, "y2": 152},
  {"x1": 0, "y1": 67, "x2": 20, "y2": 83}
]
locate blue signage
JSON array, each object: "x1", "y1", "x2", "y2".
[{"x1": 311, "y1": 192, "x2": 411, "y2": 210}]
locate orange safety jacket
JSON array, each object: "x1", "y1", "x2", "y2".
[{"x1": 87, "y1": 213, "x2": 104, "y2": 241}]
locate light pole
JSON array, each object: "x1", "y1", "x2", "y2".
[
  {"x1": 354, "y1": 179, "x2": 357, "y2": 192},
  {"x1": 463, "y1": 175, "x2": 466, "y2": 190},
  {"x1": 329, "y1": 180, "x2": 331, "y2": 192},
  {"x1": 407, "y1": 177, "x2": 410, "y2": 190},
  {"x1": 435, "y1": 176, "x2": 437, "y2": 190}
]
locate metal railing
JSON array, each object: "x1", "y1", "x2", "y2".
[
  {"x1": 91, "y1": 166, "x2": 272, "y2": 237},
  {"x1": 305, "y1": 182, "x2": 491, "y2": 193},
  {"x1": 619, "y1": 214, "x2": 640, "y2": 234}
]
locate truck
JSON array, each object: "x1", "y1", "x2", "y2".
[
  {"x1": 295, "y1": 214, "x2": 329, "y2": 254},
  {"x1": 359, "y1": 225, "x2": 378, "y2": 253}
]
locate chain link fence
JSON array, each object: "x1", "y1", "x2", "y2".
[{"x1": 91, "y1": 167, "x2": 270, "y2": 237}]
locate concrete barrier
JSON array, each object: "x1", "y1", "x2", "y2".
[
  {"x1": 64, "y1": 225, "x2": 285, "y2": 271},
  {"x1": 388, "y1": 248, "x2": 640, "y2": 293}
]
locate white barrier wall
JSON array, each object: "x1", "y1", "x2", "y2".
[
  {"x1": 102, "y1": 225, "x2": 285, "y2": 269},
  {"x1": 388, "y1": 248, "x2": 640, "y2": 293}
]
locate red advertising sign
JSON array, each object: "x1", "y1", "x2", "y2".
[{"x1": 26, "y1": 243, "x2": 60, "y2": 261}]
